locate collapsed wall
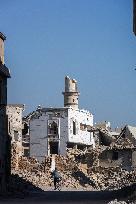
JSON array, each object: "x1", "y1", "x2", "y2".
[{"x1": 11, "y1": 142, "x2": 136, "y2": 191}]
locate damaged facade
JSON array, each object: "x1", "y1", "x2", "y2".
[
  {"x1": 119, "y1": 125, "x2": 136, "y2": 146},
  {"x1": 98, "y1": 126, "x2": 136, "y2": 171},
  {"x1": 9, "y1": 72, "x2": 136, "y2": 191},
  {"x1": 22, "y1": 119, "x2": 30, "y2": 157},
  {"x1": 87, "y1": 124, "x2": 136, "y2": 171},
  {"x1": 99, "y1": 146, "x2": 136, "y2": 171},
  {"x1": 0, "y1": 32, "x2": 11, "y2": 193},
  {"x1": 21, "y1": 74, "x2": 136, "y2": 173},
  {"x1": 6, "y1": 104, "x2": 24, "y2": 157},
  {"x1": 23, "y1": 76, "x2": 136, "y2": 171},
  {"x1": 28, "y1": 76, "x2": 94, "y2": 162}
]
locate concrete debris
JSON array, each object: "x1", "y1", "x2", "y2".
[
  {"x1": 110, "y1": 138, "x2": 134, "y2": 149},
  {"x1": 11, "y1": 142, "x2": 22, "y2": 170},
  {"x1": 11, "y1": 143, "x2": 136, "y2": 191}
]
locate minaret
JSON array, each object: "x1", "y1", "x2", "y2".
[
  {"x1": 62, "y1": 76, "x2": 80, "y2": 109},
  {"x1": 0, "y1": 32, "x2": 6, "y2": 65}
]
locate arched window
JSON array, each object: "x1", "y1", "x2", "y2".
[{"x1": 48, "y1": 121, "x2": 58, "y2": 135}]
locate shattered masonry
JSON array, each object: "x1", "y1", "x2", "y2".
[{"x1": 11, "y1": 76, "x2": 136, "y2": 191}]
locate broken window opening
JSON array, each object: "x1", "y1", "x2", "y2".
[
  {"x1": 73, "y1": 121, "x2": 76, "y2": 135},
  {"x1": 24, "y1": 149, "x2": 29, "y2": 157},
  {"x1": 112, "y1": 151, "x2": 118, "y2": 160},
  {"x1": 22, "y1": 123, "x2": 29, "y2": 135},
  {"x1": 48, "y1": 121, "x2": 58, "y2": 135},
  {"x1": 22, "y1": 134, "x2": 30, "y2": 143},
  {"x1": 49, "y1": 142, "x2": 58, "y2": 154},
  {"x1": 14, "y1": 130, "x2": 19, "y2": 141},
  {"x1": 80, "y1": 123, "x2": 86, "y2": 131}
]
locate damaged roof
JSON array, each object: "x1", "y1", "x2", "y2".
[
  {"x1": 7, "y1": 104, "x2": 25, "y2": 109},
  {"x1": 0, "y1": 63, "x2": 11, "y2": 78},
  {"x1": 127, "y1": 125, "x2": 136, "y2": 139}
]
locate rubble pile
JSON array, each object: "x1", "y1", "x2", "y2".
[
  {"x1": 11, "y1": 144, "x2": 136, "y2": 191},
  {"x1": 66, "y1": 148, "x2": 136, "y2": 190},
  {"x1": 88, "y1": 166, "x2": 136, "y2": 190},
  {"x1": 11, "y1": 156, "x2": 84, "y2": 190},
  {"x1": 11, "y1": 142, "x2": 22, "y2": 170},
  {"x1": 56, "y1": 148, "x2": 136, "y2": 190},
  {"x1": 12, "y1": 156, "x2": 53, "y2": 189},
  {"x1": 110, "y1": 138, "x2": 135, "y2": 149},
  {"x1": 11, "y1": 143, "x2": 17, "y2": 169},
  {"x1": 54, "y1": 150, "x2": 93, "y2": 189}
]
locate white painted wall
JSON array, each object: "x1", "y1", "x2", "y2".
[
  {"x1": 67, "y1": 108, "x2": 94, "y2": 147},
  {"x1": 30, "y1": 107, "x2": 95, "y2": 161}
]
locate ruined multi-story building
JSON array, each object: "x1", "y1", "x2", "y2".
[
  {"x1": 28, "y1": 76, "x2": 95, "y2": 162},
  {"x1": 99, "y1": 139, "x2": 136, "y2": 171},
  {"x1": 96, "y1": 124, "x2": 136, "y2": 171},
  {"x1": 119, "y1": 125, "x2": 136, "y2": 145},
  {"x1": 0, "y1": 32, "x2": 11, "y2": 193}
]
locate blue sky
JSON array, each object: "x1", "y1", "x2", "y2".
[{"x1": 0, "y1": 0, "x2": 136, "y2": 128}]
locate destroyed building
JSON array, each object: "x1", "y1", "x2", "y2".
[
  {"x1": 0, "y1": 32, "x2": 11, "y2": 193},
  {"x1": 6, "y1": 104, "x2": 24, "y2": 157},
  {"x1": 98, "y1": 125, "x2": 136, "y2": 171},
  {"x1": 88, "y1": 124, "x2": 118, "y2": 147},
  {"x1": 87, "y1": 123, "x2": 136, "y2": 171},
  {"x1": 99, "y1": 145, "x2": 136, "y2": 171},
  {"x1": 94, "y1": 121, "x2": 120, "y2": 145},
  {"x1": 10, "y1": 76, "x2": 136, "y2": 191},
  {"x1": 27, "y1": 76, "x2": 95, "y2": 162},
  {"x1": 95, "y1": 121, "x2": 111, "y2": 130},
  {"x1": 119, "y1": 125, "x2": 136, "y2": 146}
]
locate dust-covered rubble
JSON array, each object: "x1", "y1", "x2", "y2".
[{"x1": 10, "y1": 142, "x2": 136, "y2": 192}]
